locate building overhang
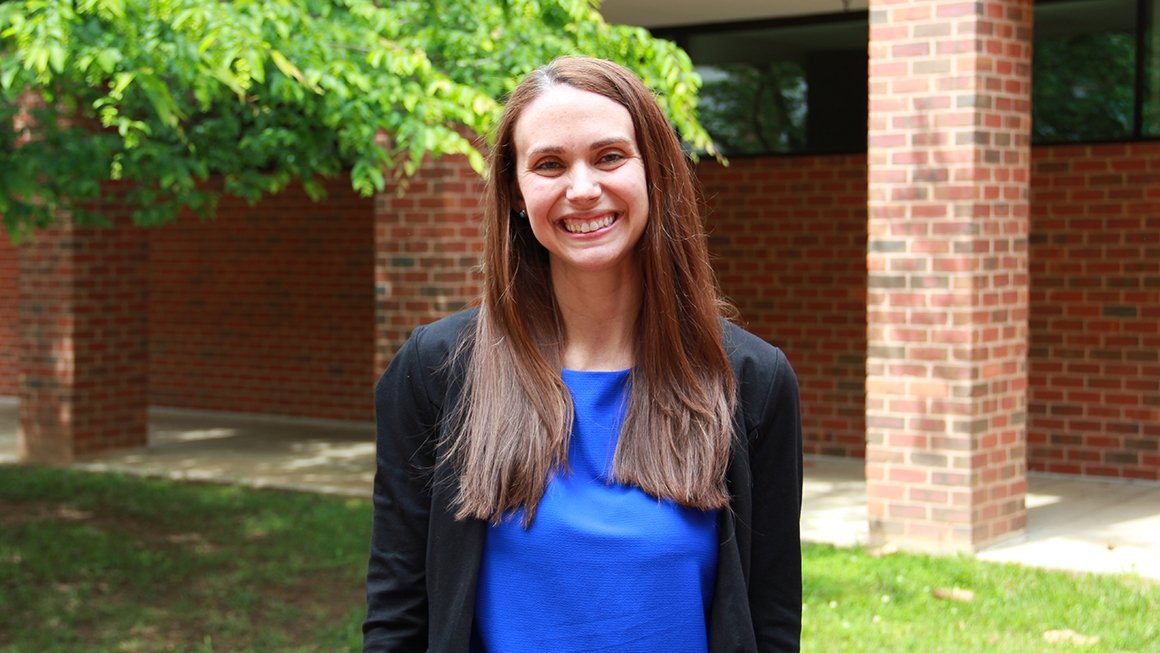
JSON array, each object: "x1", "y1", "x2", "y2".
[{"x1": 598, "y1": 0, "x2": 868, "y2": 28}]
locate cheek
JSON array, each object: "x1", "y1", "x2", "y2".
[
  {"x1": 519, "y1": 179, "x2": 560, "y2": 216},
  {"x1": 622, "y1": 165, "x2": 649, "y2": 205},
  {"x1": 517, "y1": 183, "x2": 555, "y2": 240}
]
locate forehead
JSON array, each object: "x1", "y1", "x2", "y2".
[{"x1": 512, "y1": 84, "x2": 637, "y2": 156}]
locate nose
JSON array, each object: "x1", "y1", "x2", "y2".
[{"x1": 565, "y1": 165, "x2": 601, "y2": 203}]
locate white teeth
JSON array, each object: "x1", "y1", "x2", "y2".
[{"x1": 563, "y1": 214, "x2": 615, "y2": 234}]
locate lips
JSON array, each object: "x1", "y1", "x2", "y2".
[{"x1": 562, "y1": 213, "x2": 616, "y2": 234}]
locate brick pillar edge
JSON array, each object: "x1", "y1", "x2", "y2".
[
  {"x1": 373, "y1": 155, "x2": 485, "y2": 376},
  {"x1": 866, "y1": 0, "x2": 1032, "y2": 551},
  {"x1": 19, "y1": 212, "x2": 149, "y2": 463}
]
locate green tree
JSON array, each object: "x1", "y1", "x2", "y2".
[
  {"x1": 697, "y1": 62, "x2": 807, "y2": 155},
  {"x1": 0, "y1": 0, "x2": 716, "y2": 239},
  {"x1": 1032, "y1": 32, "x2": 1136, "y2": 143}
]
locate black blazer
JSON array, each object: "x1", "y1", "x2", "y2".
[{"x1": 364, "y1": 309, "x2": 803, "y2": 652}]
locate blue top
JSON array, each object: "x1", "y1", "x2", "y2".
[{"x1": 470, "y1": 369, "x2": 719, "y2": 653}]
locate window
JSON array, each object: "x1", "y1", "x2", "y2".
[
  {"x1": 1146, "y1": 0, "x2": 1160, "y2": 135},
  {"x1": 1032, "y1": 0, "x2": 1137, "y2": 142},
  {"x1": 658, "y1": 0, "x2": 1160, "y2": 154},
  {"x1": 656, "y1": 16, "x2": 867, "y2": 156}
]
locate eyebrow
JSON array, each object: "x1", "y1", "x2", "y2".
[{"x1": 525, "y1": 136, "x2": 635, "y2": 157}]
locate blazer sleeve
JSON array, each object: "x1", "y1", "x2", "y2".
[
  {"x1": 363, "y1": 326, "x2": 440, "y2": 652},
  {"x1": 747, "y1": 347, "x2": 804, "y2": 652}
]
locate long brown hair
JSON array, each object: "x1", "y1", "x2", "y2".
[{"x1": 448, "y1": 56, "x2": 736, "y2": 525}]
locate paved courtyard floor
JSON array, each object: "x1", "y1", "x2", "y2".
[{"x1": 2, "y1": 399, "x2": 1157, "y2": 580}]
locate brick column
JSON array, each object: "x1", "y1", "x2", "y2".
[
  {"x1": 0, "y1": 237, "x2": 18, "y2": 396},
  {"x1": 866, "y1": 0, "x2": 1032, "y2": 551},
  {"x1": 373, "y1": 156, "x2": 485, "y2": 373},
  {"x1": 19, "y1": 213, "x2": 149, "y2": 463}
]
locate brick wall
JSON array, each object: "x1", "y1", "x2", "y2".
[
  {"x1": 373, "y1": 156, "x2": 485, "y2": 375},
  {"x1": 19, "y1": 207, "x2": 149, "y2": 462},
  {"x1": 0, "y1": 236, "x2": 17, "y2": 396},
  {"x1": 700, "y1": 143, "x2": 1159, "y2": 482},
  {"x1": 2, "y1": 92, "x2": 36, "y2": 398},
  {"x1": 698, "y1": 155, "x2": 869, "y2": 459},
  {"x1": 4, "y1": 144, "x2": 1157, "y2": 477},
  {"x1": 1029, "y1": 143, "x2": 1160, "y2": 480},
  {"x1": 148, "y1": 178, "x2": 375, "y2": 421},
  {"x1": 864, "y1": 0, "x2": 1032, "y2": 550}
]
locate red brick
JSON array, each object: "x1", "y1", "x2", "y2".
[
  {"x1": 18, "y1": 200, "x2": 149, "y2": 463},
  {"x1": 865, "y1": 0, "x2": 1034, "y2": 551},
  {"x1": 148, "y1": 179, "x2": 376, "y2": 421},
  {"x1": 375, "y1": 156, "x2": 485, "y2": 378},
  {"x1": 0, "y1": 237, "x2": 17, "y2": 395},
  {"x1": 1027, "y1": 142, "x2": 1160, "y2": 482}
]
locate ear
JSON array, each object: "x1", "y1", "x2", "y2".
[{"x1": 510, "y1": 185, "x2": 525, "y2": 212}]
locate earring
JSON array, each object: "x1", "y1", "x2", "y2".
[{"x1": 516, "y1": 209, "x2": 527, "y2": 219}]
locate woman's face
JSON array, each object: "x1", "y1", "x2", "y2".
[{"x1": 511, "y1": 84, "x2": 649, "y2": 280}]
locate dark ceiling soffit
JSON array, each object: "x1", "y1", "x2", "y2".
[{"x1": 648, "y1": 9, "x2": 869, "y2": 40}]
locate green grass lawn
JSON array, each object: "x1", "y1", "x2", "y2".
[{"x1": 1, "y1": 465, "x2": 1156, "y2": 652}]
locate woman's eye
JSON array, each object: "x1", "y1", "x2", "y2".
[
  {"x1": 533, "y1": 160, "x2": 563, "y2": 172},
  {"x1": 599, "y1": 152, "x2": 625, "y2": 164}
]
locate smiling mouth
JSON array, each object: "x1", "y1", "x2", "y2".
[{"x1": 562, "y1": 213, "x2": 616, "y2": 234}]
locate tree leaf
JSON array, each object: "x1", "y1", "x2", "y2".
[{"x1": 0, "y1": 0, "x2": 714, "y2": 237}]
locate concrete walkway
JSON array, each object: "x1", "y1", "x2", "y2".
[{"x1": 1, "y1": 400, "x2": 1158, "y2": 581}]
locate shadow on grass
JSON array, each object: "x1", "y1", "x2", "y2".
[
  {"x1": 0, "y1": 465, "x2": 368, "y2": 653},
  {"x1": 3, "y1": 465, "x2": 1158, "y2": 653}
]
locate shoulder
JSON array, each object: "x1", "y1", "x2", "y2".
[
  {"x1": 403, "y1": 307, "x2": 479, "y2": 363},
  {"x1": 721, "y1": 320, "x2": 792, "y2": 382},
  {"x1": 720, "y1": 320, "x2": 798, "y2": 430},
  {"x1": 375, "y1": 307, "x2": 478, "y2": 407}
]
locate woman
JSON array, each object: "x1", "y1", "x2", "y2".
[{"x1": 364, "y1": 56, "x2": 802, "y2": 652}]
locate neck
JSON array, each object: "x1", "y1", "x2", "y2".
[{"x1": 551, "y1": 264, "x2": 641, "y2": 371}]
